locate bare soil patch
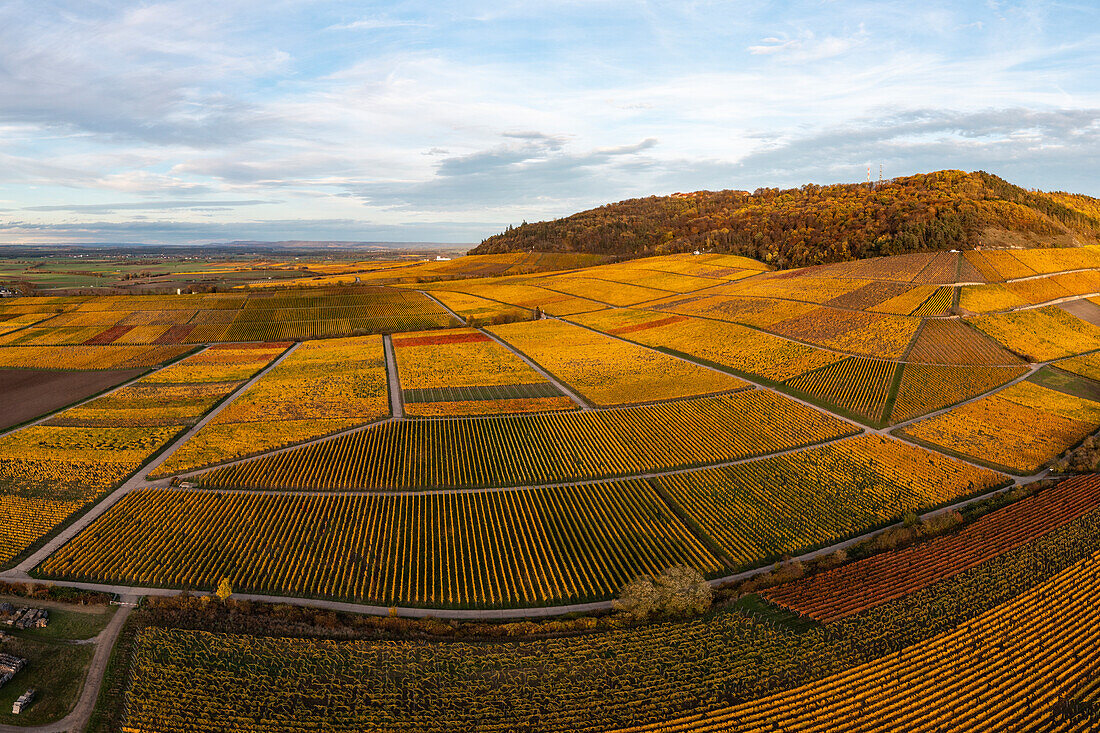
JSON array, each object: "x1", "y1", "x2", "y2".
[{"x1": 0, "y1": 367, "x2": 144, "y2": 430}]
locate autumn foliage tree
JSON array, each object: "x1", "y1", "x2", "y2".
[
  {"x1": 614, "y1": 565, "x2": 713, "y2": 620},
  {"x1": 472, "y1": 170, "x2": 1100, "y2": 269}
]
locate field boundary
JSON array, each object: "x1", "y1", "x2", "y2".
[
  {"x1": 479, "y1": 327, "x2": 593, "y2": 409},
  {"x1": 0, "y1": 344, "x2": 205, "y2": 440},
  {"x1": 6, "y1": 472, "x2": 1047, "y2": 618},
  {"x1": 7, "y1": 343, "x2": 301, "y2": 574}
]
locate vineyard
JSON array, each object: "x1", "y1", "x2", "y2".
[
  {"x1": 0, "y1": 343, "x2": 285, "y2": 564},
  {"x1": 889, "y1": 363, "x2": 1027, "y2": 423},
  {"x1": 392, "y1": 328, "x2": 574, "y2": 415},
  {"x1": 0, "y1": 287, "x2": 458, "y2": 346},
  {"x1": 972, "y1": 306, "x2": 1100, "y2": 362},
  {"x1": 38, "y1": 480, "x2": 722, "y2": 606},
  {"x1": 151, "y1": 337, "x2": 389, "y2": 476},
  {"x1": 191, "y1": 391, "x2": 857, "y2": 491},
  {"x1": 654, "y1": 292, "x2": 821, "y2": 328},
  {"x1": 958, "y1": 283, "x2": 1028, "y2": 313},
  {"x1": 905, "y1": 319, "x2": 1024, "y2": 366},
  {"x1": 909, "y1": 285, "x2": 953, "y2": 315},
  {"x1": 770, "y1": 307, "x2": 919, "y2": 358},
  {"x1": 617, "y1": 550, "x2": 1100, "y2": 732},
  {"x1": 784, "y1": 357, "x2": 897, "y2": 422},
  {"x1": 572, "y1": 309, "x2": 844, "y2": 382},
  {"x1": 9, "y1": 246, "x2": 1100, "y2": 730},
  {"x1": 763, "y1": 474, "x2": 1100, "y2": 622},
  {"x1": 107, "y1": 498, "x2": 1100, "y2": 732},
  {"x1": 900, "y1": 378, "x2": 1100, "y2": 473},
  {"x1": 0, "y1": 344, "x2": 191, "y2": 370},
  {"x1": 656, "y1": 435, "x2": 1004, "y2": 566},
  {"x1": 487, "y1": 319, "x2": 747, "y2": 406}
]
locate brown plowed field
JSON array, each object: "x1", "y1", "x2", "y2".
[{"x1": 0, "y1": 367, "x2": 145, "y2": 429}]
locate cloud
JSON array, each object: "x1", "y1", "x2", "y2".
[
  {"x1": 327, "y1": 18, "x2": 429, "y2": 31},
  {"x1": 354, "y1": 136, "x2": 660, "y2": 210},
  {"x1": 0, "y1": 218, "x2": 490, "y2": 245},
  {"x1": 747, "y1": 28, "x2": 867, "y2": 61},
  {"x1": 0, "y1": 1, "x2": 282, "y2": 146},
  {"x1": 667, "y1": 107, "x2": 1100, "y2": 193},
  {"x1": 1, "y1": 0, "x2": 1099, "y2": 244},
  {"x1": 22, "y1": 200, "x2": 278, "y2": 214}
]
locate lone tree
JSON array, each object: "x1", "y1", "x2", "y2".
[
  {"x1": 614, "y1": 565, "x2": 713, "y2": 621},
  {"x1": 216, "y1": 577, "x2": 233, "y2": 602}
]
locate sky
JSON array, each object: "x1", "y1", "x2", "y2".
[{"x1": 1, "y1": 0, "x2": 1099, "y2": 245}]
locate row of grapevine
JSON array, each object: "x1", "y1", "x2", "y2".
[
  {"x1": 900, "y1": 379, "x2": 1100, "y2": 473},
  {"x1": 904, "y1": 319, "x2": 1023, "y2": 366},
  {"x1": 151, "y1": 336, "x2": 389, "y2": 477},
  {"x1": 0, "y1": 344, "x2": 190, "y2": 370},
  {"x1": 111, "y1": 499, "x2": 1100, "y2": 732},
  {"x1": 656, "y1": 435, "x2": 1004, "y2": 566},
  {"x1": 192, "y1": 392, "x2": 858, "y2": 491},
  {"x1": 618, "y1": 549, "x2": 1100, "y2": 732},
  {"x1": 0, "y1": 344, "x2": 286, "y2": 565},
  {"x1": 888, "y1": 363, "x2": 1027, "y2": 423},
  {"x1": 487, "y1": 319, "x2": 746, "y2": 407},
  {"x1": 784, "y1": 357, "x2": 897, "y2": 422},
  {"x1": 770, "y1": 306, "x2": 919, "y2": 359},
  {"x1": 908, "y1": 285, "x2": 953, "y2": 315},
  {"x1": 38, "y1": 480, "x2": 721, "y2": 607},
  {"x1": 763, "y1": 474, "x2": 1100, "y2": 622},
  {"x1": 391, "y1": 327, "x2": 574, "y2": 416}
]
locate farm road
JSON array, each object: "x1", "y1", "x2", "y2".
[
  {"x1": 419, "y1": 291, "x2": 468, "y2": 325},
  {"x1": 0, "y1": 598, "x2": 135, "y2": 733},
  {"x1": 10, "y1": 343, "x2": 302, "y2": 575},
  {"x1": 0, "y1": 462, "x2": 1048, "y2": 622},
  {"x1": 382, "y1": 335, "x2": 405, "y2": 418}
]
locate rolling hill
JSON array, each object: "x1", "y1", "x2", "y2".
[{"x1": 472, "y1": 170, "x2": 1100, "y2": 269}]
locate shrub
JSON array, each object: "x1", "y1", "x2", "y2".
[{"x1": 614, "y1": 565, "x2": 713, "y2": 621}]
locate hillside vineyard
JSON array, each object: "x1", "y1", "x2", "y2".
[{"x1": 6, "y1": 244, "x2": 1100, "y2": 731}]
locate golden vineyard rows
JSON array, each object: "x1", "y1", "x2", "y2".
[
  {"x1": 617, "y1": 549, "x2": 1100, "y2": 732},
  {"x1": 39, "y1": 481, "x2": 721, "y2": 606},
  {"x1": 194, "y1": 392, "x2": 858, "y2": 491}
]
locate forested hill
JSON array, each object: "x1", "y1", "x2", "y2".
[{"x1": 471, "y1": 170, "x2": 1100, "y2": 269}]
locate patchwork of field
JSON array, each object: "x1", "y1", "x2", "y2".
[
  {"x1": 0, "y1": 343, "x2": 286, "y2": 564},
  {"x1": 619, "y1": 549, "x2": 1100, "y2": 733},
  {"x1": 150, "y1": 337, "x2": 389, "y2": 477},
  {"x1": 0, "y1": 287, "x2": 458, "y2": 345},
  {"x1": 570, "y1": 308, "x2": 845, "y2": 382},
  {"x1": 763, "y1": 474, "x2": 1100, "y2": 622},
  {"x1": 14, "y1": 247, "x2": 1100, "y2": 733},
  {"x1": 414, "y1": 253, "x2": 769, "y2": 315},
  {"x1": 972, "y1": 305, "x2": 1100, "y2": 361},
  {"x1": 97, "y1": 486, "x2": 1100, "y2": 732},
  {"x1": 487, "y1": 319, "x2": 747, "y2": 407},
  {"x1": 392, "y1": 328, "x2": 574, "y2": 416},
  {"x1": 899, "y1": 378, "x2": 1100, "y2": 473},
  {"x1": 655, "y1": 434, "x2": 1005, "y2": 567},
  {"x1": 784, "y1": 357, "x2": 898, "y2": 422}
]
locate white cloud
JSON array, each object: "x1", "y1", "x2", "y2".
[
  {"x1": 327, "y1": 18, "x2": 429, "y2": 31},
  {"x1": 0, "y1": 0, "x2": 1098, "y2": 243}
]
